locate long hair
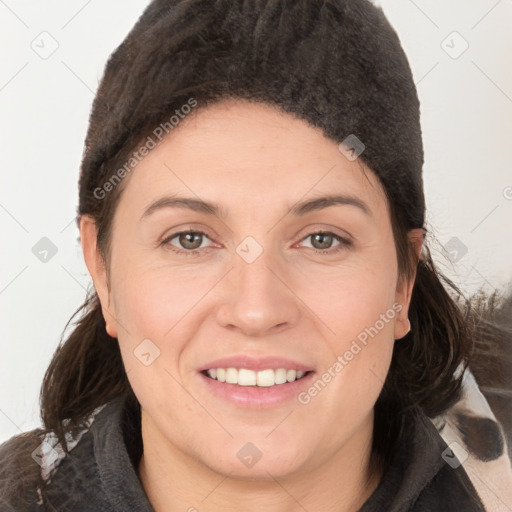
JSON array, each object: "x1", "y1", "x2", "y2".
[{"x1": 1, "y1": 0, "x2": 510, "y2": 508}]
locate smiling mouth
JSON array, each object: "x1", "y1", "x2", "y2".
[{"x1": 201, "y1": 368, "x2": 312, "y2": 387}]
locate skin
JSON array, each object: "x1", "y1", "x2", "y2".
[{"x1": 81, "y1": 99, "x2": 423, "y2": 512}]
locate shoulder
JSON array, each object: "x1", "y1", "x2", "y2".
[
  {"x1": 0, "y1": 402, "x2": 110, "y2": 512},
  {"x1": 413, "y1": 461, "x2": 487, "y2": 511},
  {"x1": 362, "y1": 404, "x2": 487, "y2": 512},
  {"x1": 432, "y1": 367, "x2": 512, "y2": 511},
  {"x1": 0, "y1": 428, "x2": 46, "y2": 511},
  {"x1": 405, "y1": 412, "x2": 487, "y2": 511}
]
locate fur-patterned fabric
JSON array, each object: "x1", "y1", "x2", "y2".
[{"x1": 432, "y1": 367, "x2": 512, "y2": 511}]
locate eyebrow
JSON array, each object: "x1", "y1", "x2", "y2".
[{"x1": 140, "y1": 193, "x2": 371, "y2": 221}]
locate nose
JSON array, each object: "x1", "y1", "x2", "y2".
[{"x1": 215, "y1": 248, "x2": 301, "y2": 337}]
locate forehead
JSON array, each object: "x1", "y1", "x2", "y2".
[{"x1": 116, "y1": 99, "x2": 387, "y2": 216}]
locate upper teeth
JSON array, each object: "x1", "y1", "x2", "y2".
[{"x1": 205, "y1": 368, "x2": 307, "y2": 387}]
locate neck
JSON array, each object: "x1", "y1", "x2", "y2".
[{"x1": 137, "y1": 410, "x2": 381, "y2": 512}]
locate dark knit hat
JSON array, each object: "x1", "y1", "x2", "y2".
[{"x1": 81, "y1": 0, "x2": 425, "y2": 230}]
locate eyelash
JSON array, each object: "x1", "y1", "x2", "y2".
[{"x1": 160, "y1": 230, "x2": 351, "y2": 257}]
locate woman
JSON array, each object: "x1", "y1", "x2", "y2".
[{"x1": 1, "y1": 1, "x2": 511, "y2": 510}]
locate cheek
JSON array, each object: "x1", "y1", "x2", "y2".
[
  {"x1": 110, "y1": 272, "x2": 192, "y2": 413},
  {"x1": 294, "y1": 249, "x2": 399, "y2": 348},
  {"x1": 111, "y1": 257, "x2": 211, "y2": 338},
  {"x1": 294, "y1": 252, "x2": 398, "y2": 417},
  {"x1": 109, "y1": 263, "x2": 220, "y2": 395},
  {"x1": 299, "y1": 294, "x2": 396, "y2": 442}
]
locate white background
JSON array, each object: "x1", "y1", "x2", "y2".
[{"x1": 1, "y1": 0, "x2": 511, "y2": 443}]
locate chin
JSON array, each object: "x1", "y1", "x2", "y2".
[{"x1": 199, "y1": 443, "x2": 310, "y2": 481}]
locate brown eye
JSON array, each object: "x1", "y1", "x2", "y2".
[
  {"x1": 309, "y1": 233, "x2": 336, "y2": 250},
  {"x1": 177, "y1": 232, "x2": 204, "y2": 250},
  {"x1": 161, "y1": 230, "x2": 212, "y2": 255},
  {"x1": 298, "y1": 231, "x2": 351, "y2": 255}
]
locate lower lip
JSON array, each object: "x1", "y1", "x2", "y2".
[{"x1": 199, "y1": 371, "x2": 315, "y2": 408}]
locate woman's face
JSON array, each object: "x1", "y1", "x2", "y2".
[{"x1": 82, "y1": 99, "x2": 419, "y2": 480}]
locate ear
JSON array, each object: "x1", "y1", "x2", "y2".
[
  {"x1": 79, "y1": 215, "x2": 118, "y2": 338},
  {"x1": 393, "y1": 228, "x2": 424, "y2": 340}
]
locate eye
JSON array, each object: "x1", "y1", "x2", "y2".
[
  {"x1": 298, "y1": 231, "x2": 351, "y2": 255},
  {"x1": 161, "y1": 230, "x2": 213, "y2": 256}
]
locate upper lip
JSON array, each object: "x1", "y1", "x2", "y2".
[{"x1": 198, "y1": 356, "x2": 313, "y2": 373}]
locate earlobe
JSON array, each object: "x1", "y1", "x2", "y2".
[
  {"x1": 393, "y1": 228, "x2": 424, "y2": 340},
  {"x1": 394, "y1": 315, "x2": 411, "y2": 340},
  {"x1": 79, "y1": 215, "x2": 118, "y2": 338},
  {"x1": 393, "y1": 272, "x2": 415, "y2": 340}
]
